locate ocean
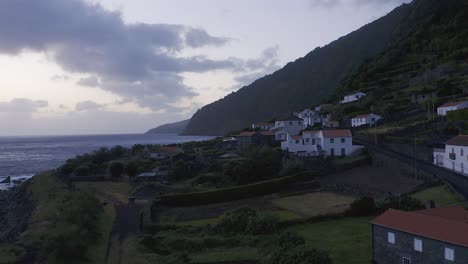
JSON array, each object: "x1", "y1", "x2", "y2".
[{"x1": 0, "y1": 134, "x2": 213, "y2": 190}]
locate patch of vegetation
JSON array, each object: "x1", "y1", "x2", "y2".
[
  {"x1": 287, "y1": 217, "x2": 372, "y2": 264},
  {"x1": 412, "y1": 184, "x2": 463, "y2": 207}
]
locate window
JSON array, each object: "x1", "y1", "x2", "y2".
[
  {"x1": 387, "y1": 232, "x2": 395, "y2": 244},
  {"x1": 295, "y1": 140, "x2": 299, "y2": 144},
  {"x1": 445, "y1": 247, "x2": 455, "y2": 261},
  {"x1": 312, "y1": 139, "x2": 316, "y2": 145},
  {"x1": 306, "y1": 138, "x2": 310, "y2": 142},
  {"x1": 341, "y1": 148, "x2": 346, "y2": 156},
  {"x1": 330, "y1": 138, "x2": 334, "y2": 143},
  {"x1": 414, "y1": 239, "x2": 422, "y2": 252},
  {"x1": 330, "y1": 148, "x2": 335, "y2": 156},
  {"x1": 341, "y1": 138, "x2": 345, "y2": 143},
  {"x1": 402, "y1": 257, "x2": 411, "y2": 264},
  {"x1": 289, "y1": 121, "x2": 293, "y2": 125},
  {"x1": 298, "y1": 122, "x2": 302, "y2": 126},
  {"x1": 461, "y1": 148, "x2": 464, "y2": 156}
]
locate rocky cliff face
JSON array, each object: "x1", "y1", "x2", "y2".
[{"x1": 0, "y1": 183, "x2": 33, "y2": 242}]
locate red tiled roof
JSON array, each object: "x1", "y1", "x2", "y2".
[
  {"x1": 372, "y1": 206, "x2": 468, "y2": 247},
  {"x1": 321, "y1": 129, "x2": 352, "y2": 138},
  {"x1": 414, "y1": 206, "x2": 468, "y2": 223},
  {"x1": 303, "y1": 130, "x2": 319, "y2": 134},
  {"x1": 159, "y1": 146, "x2": 182, "y2": 153},
  {"x1": 445, "y1": 135, "x2": 468, "y2": 146},
  {"x1": 354, "y1": 114, "x2": 369, "y2": 119},
  {"x1": 439, "y1": 101, "x2": 467, "y2": 108}
]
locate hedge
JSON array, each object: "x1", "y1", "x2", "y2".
[
  {"x1": 157, "y1": 171, "x2": 319, "y2": 207},
  {"x1": 447, "y1": 109, "x2": 468, "y2": 121}
]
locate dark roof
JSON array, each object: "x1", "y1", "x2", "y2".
[
  {"x1": 321, "y1": 129, "x2": 352, "y2": 138},
  {"x1": 439, "y1": 101, "x2": 467, "y2": 108},
  {"x1": 445, "y1": 135, "x2": 468, "y2": 146},
  {"x1": 372, "y1": 206, "x2": 468, "y2": 248}
]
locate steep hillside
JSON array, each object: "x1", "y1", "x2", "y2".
[
  {"x1": 183, "y1": 2, "x2": 414, "y2": 135},
  {"x1": 332, "y1": 0, "x2": 468, "y2": 124},
  {"x1": 145, "y1": 119, "x2": 189, "y2": 135}
]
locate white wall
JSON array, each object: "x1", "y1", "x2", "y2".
[
  {"x1": 437, "y1": 145, "x2": 468, "y2": 176},
  {"x1": 320, "y1": 134, "x2": 353, "y2": 156}
]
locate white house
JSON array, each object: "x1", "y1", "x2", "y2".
[
  {"x1": 251, "y1": 122, "x2": 275, "y2": 131},
  {"x1": 351, "y1": 113, "x2": 382, "y2": 127},
  {"x1": 340, "y1": 92, "x2": 367, "y2": 104},
  {"x1": 272, "y1": 116, "x2": 304, "y2": 141},
  {"x1": 323, "y1": 120, "x2": 339, "y2": 128},
  {"x1": 433, "y1": 135, "x2": 468, "y2": 176},
  {"x1": 437, "y1": 101, "x2": 468, "y2": 116},
  {"x1": 295, "y1": 109, "x2": 315, "y2": 119},
  {"x1": 281, "y1": 129, "x2": 361, "y2": 157}
]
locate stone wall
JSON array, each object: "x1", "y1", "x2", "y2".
[{"x1": 0, "y1": 182, "x2": 33, "y2": 242}]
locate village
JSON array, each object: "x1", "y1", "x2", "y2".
[{"x1": 60, "y1": 91, "x2": 467, "y2": 264}]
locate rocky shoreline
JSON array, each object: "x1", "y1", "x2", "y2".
[{"x1": 0, "y1": 181, "x2": 33, "y2": 242}]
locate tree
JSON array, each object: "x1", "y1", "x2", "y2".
[
  {"x1": 172, "y1": 160, "x2": 194, "y2": 181},
  {"x1": 108, "y1": 162, "x2": 124, "y2": 178},
  {"x1": 125, "y1": 161, "x2": 139, "y2": 178}
]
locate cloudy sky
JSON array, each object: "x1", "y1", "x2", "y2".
[{"x1": 0, "y1": 0, "x2": 410, "y2": 136}]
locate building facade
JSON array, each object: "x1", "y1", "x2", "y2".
[
  {"x1": 433, "y1": 135, "x2": 468, "y2": 176},
  {"x1": 351, "y1": 113, "x2": 382, "y2": 127},
  {"x1": 281, "y1": 129, "x2": 358, "y2": 157},
  {"x1": 437, "y1": 101, "x2": 468, "y2": 116},
  {"x1": 372, "y1": 207, "x2": 468, "y2": 264},
  {"x1": 340, "y1": 92, "x2": 367, "y2": 104},
  {"x1": 235, "y1": 131, "x2": 274, "y2": 150},
  {"x1": 251, "y1": 122, "x2": 275, "y2": 131},
  {"x1": 272, "y1": 116, "x2": 304, "y2": 141}
]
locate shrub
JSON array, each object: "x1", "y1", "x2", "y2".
[
  {"x1": 347, "y1": 197, "x2": 377, "y2": 216},
  {"x1": 125, "y1": 161, "x2": 139, "y2": 178},
  {"x1": 377, "y1": 195, "x2": 425, "y2": 212},
  {"x1": 214, "y1": 208, "x2": 279, "y2": 236},
  {"x1": 266, "y1": 247, "x2": 332, "y2": 264},
  {"x1": 48, "y1": 192, "x2": 102, "y2": 262},
  {"x1": 108, "y1": 161, "x2": 125, "y2": 178}
]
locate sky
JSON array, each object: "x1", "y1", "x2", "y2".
[{"x1": 0, "y1": 0, "x2": 411, "y2": 136}]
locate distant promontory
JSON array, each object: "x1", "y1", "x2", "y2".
[{"x1": 145, "y1": 119, "x2": 190, "y2": 135}]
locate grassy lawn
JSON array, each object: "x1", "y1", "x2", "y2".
[
  {"x1": 86, "y1": 204, "x2": 116, "y2": 264},
  {"x1": 288, "y1": 217, "x2": 372, "y2": 264},
  {"x1": 161, "y1": 210, "x2": 302, "y2": 227},
  {"x1": 272, "y1": 192, "x2": 355, "y2": 217},
  {"x1": 20, "y1": 172, "x2": 69, "y2": 243},
  {"x1": 333, "y1": 154, "x2": 368, "y2": 166},
  {"x1": 0, "y1": 244, "x2": 25, "y2": 263},
  {"x1": 76, "y1": 181, "x2": 130, "y2": 203},
  {"x1": 190, "y1": 247, "x2": 260, "y2": 263},
  {"x1": 412, "y1": 185, "x2": 463, "y2": 207}
]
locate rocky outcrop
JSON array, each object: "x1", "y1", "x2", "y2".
[{"x1": 0, "y1": 182, "x2": 33, "y2": 242}]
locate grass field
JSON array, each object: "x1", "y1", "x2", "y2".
[
  {"x1": 412, "y1": 185, "x2": 463, "y2": 207},
  {"x1": 21, "y1": 172, "x2": 69, "y2": 243},
  {"x1": 76, "y1": 181, "x2": 130, "y2": 203},
  {"x1": 272, "y1": 192, "x2": 355, "y2": 217},
  {"x1": 288, "y1": 217, "x2": 373, "y2": 264},
  {"x1": 190, "y1": 248, "x2": 260, "y2": 263}
]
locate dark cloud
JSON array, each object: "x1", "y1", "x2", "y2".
[
  {"x1": 228, "y1": 46, "x2": 282, "y2": 91},
  {"x1": 75, "y1": 101, "x2": 105, "y2": 111},
  {"x1": 0, "y1": 0, "x2": 250, "y2": 110},
  {"x1": 0, "y1": 98, "x2": 48, "y2": 113},
  {"x1": 77, "y1": 76, "x2": 100, "y2": 87}
]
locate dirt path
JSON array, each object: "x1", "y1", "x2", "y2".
[{"x1": 105, "y1": 201, "x2": 143, "y2": 264}]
